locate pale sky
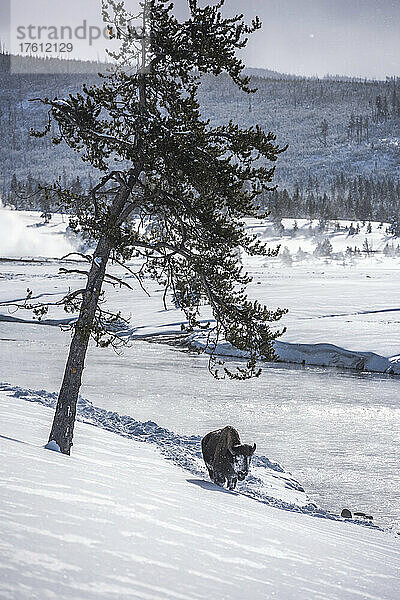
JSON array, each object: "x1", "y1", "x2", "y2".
[{"x1": 1, "y1": 0, "x2": 399, "y2": 79}]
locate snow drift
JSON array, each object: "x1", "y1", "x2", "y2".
[{"x1": 1, "y1": 392, "x2": 399, "y2": 600}]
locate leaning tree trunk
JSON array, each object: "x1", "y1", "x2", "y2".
[{"x1": 48, "y1": 236, "x2": 112, "y2": 454}]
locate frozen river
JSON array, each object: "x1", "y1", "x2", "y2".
[
  {"x1": 90, "y1": 341, "x2": 400, "y2": 531},
  {"x1": 1, "y1": 323, "x2": 399, "y2": 532}
]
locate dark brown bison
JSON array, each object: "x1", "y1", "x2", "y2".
[{"x1": 201, "y1": 426, "x2": 256, "y2": 490}]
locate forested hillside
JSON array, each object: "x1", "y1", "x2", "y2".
[
  {"x1": 0, "y1": 53, "x2": 103, "y2": 204},
  {"x1": 199, "y1": 71, "x2": 400, "y2": 186},
  {"x1": 1, "y1": 53, "x2": 400, "y2": 218}
]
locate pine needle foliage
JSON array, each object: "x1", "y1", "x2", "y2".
[
  {"x1": 11, "y1": 0, "x2": 289, "y2": 453},
  {"x1": 32, "y1": 0, "x2": 288, "y2": 380}
]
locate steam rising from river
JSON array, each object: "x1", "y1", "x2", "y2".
[{"x1": 0, "y1": 202, "x2": 76, "y2": 258}]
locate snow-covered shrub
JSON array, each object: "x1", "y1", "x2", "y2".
[
  {"x1": 314, "y1": 238, "x2": 333, "y2": 257},
  {"x1": 387, "y1": 216, "x2": 400, "y2": 237},
  {"x1": 296, "y1": 246, "x2": 308, "y2": 261},
  {"x1": 273, "y1": 217, "x2": 285, "y2": 234},
  {"x1": 348, "y1": 223, "x2": 356, "y2": 236},
  {"x1": 280, "y1": 246, "x2": 293, "y2": 266}
]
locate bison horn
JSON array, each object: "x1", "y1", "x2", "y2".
[
  {"x1": 228, "y1": 443, "x2": 241, "y2": 455},
  {"x1": 252, "y1": 443, "x2": 256, "y2": 454}
]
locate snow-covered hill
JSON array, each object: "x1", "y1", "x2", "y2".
[
  {"x1": 2, "y1": 59, "x2": 400, "y2": 198},
  {"x1": 1, "y1": 391, "x2": 399, "y2": 600},
  {"x1": 198, "y1": 74, "x2": 400, "y2": 187}
]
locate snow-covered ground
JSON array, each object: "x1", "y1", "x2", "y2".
[
  {"x1": 1, "y1": 323, "x2": 400, "y2": 531},
  {"x1": 239, "y1": 217, "x2": 400, "y2": 372},
  {"x1": 0, "y1": 381, "x2": 312, "y2": 512},
  {"x1": 1, "y1": 391, "x2": 399, "y2": 600},
  {"x1": 1, "y1": 209, "x2": 400, "y2": 370},
  {"x1": 1, "y1": 208, "x2": 400, "y2": 597}
]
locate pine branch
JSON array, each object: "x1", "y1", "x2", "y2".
[
  {"x1": 103, "y1": 273, "x2": 133, "y2": 290},
  {"x1": 61, "y1": 252, "x2": 92, "y2": 263},
  {"x1": 59, "y1": 268, "x2": 90, "y2": 278}
]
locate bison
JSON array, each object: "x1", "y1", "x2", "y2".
[{"x1": 201, "y1": 426, "x2": 256, "y2": 490}]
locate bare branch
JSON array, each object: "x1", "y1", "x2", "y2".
[
  {"x1": 61, "y1": 252, "x2": 92, "y2": 263},
  {"x1": 103, "y1": 273, "x2": 133, "y2": 290},
  {"x1": 59, "y1": 268, "x2": 90, "y2": 278},
  {"x1": 110, "y1": 255, "x2": 151, "y2": 297},
  {"x1": 0, "y1": 288, "x2": 85, "y2": 312}
]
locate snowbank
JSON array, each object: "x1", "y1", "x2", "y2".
[
  {"x1": 275, "y1": 341, "x2": 400, "y2": 373},
  {"x1": 1, "y1": 391, "x2": 399, "y2": 600},
  {"x1": 188, "y1": 335, "x2": 400, "y2": 375}
]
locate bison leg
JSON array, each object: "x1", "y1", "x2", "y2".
[
  {"x1": 205, "y1": 463, "x2": 214, "y2": 481},
  {"x1": 213, "y1": 474, "x2": 226, "y2": 488},
  {"x1": 228, "y1": 477, "x2": 238, "y2": 491}
]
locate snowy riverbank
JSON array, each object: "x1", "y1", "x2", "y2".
[
  {"x1": 0, "y1": 382, "x2": 314, "y2": 512},
  {"x1": 1, "y1": 210, "x2": 400, "y2": 375},
  {"x1": 188, "y1": 335, "x2": 400, "y2": 375},
  {"x1": 1, "y1": 390, "x2": 399, "y2": 600}
]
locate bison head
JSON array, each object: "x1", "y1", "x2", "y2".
[{"x1": 229, "y1": 442, "x2": 256, "y2": 481}]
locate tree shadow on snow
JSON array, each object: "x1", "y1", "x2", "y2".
[{"x1": 0, "y1": 434, "x2": 30, "y2": 446}]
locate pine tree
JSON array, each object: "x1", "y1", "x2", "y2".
[
  {"x1": 388, "y1": 216, "x2": 400, "y2": 237},
  {"x1": 320, "y1": 119, "x2": 329, "y2": 146},
  {"x1": 348, "y1": 114, "x2": 355, "y2": 140},
  {"x1": 11, "y1": 0, "x2": 287, "y2": 454},
  {"x1": 362, "y1": 238, "x2": 372, "y2": 255},
  {"x1": 10, "y1": 173, "x2": 18, "y2": 208}
]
